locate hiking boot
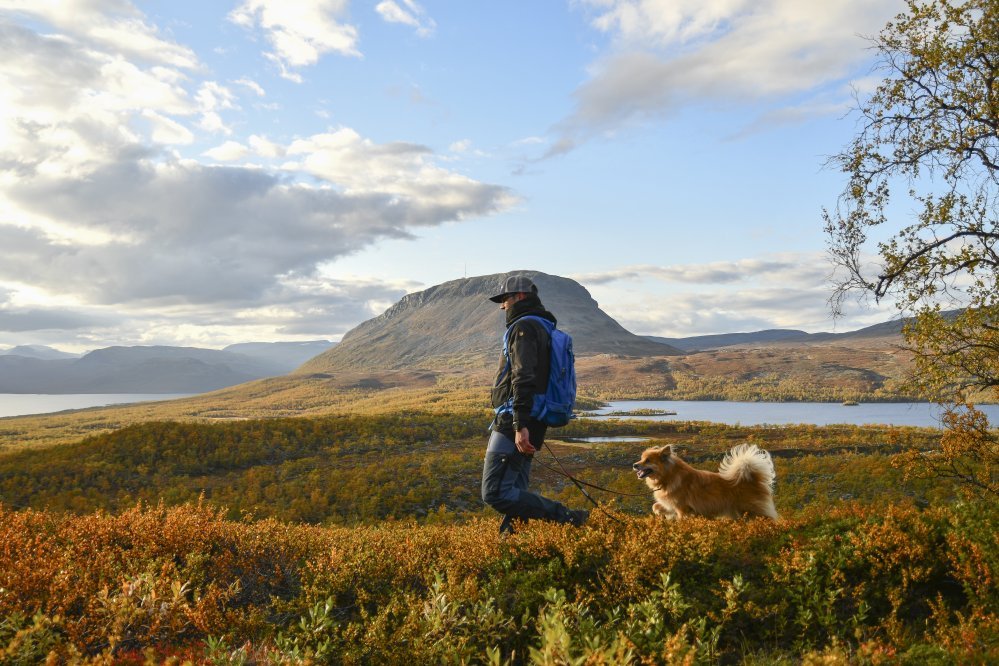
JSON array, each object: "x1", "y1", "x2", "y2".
[
  {"x1": 499, "y1": 514, "x2": 516, "y2": 535},
  {"x1": 567, "y1": 509, "x2": 589, "y2": 527}
]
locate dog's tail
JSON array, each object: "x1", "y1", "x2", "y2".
[{"x1": 719, "y1": 443, "x2": 775, "y2": 488}]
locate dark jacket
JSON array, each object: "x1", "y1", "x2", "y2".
[{"x1": 491, "y1": 295, "x2": 555, "y2": 439}]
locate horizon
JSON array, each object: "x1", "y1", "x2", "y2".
[{"x1": 0, "y1": 1, "x2": 908, "y2": 353}]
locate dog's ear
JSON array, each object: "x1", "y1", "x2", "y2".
[{"x1": 659, "y1": 445, "x2": 671, "y2": 456}]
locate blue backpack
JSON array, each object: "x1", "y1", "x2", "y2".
[{"x1": 496, "y1": 315, "x2": 576, "y2": 427}]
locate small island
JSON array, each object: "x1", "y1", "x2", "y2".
[{"x1": 601, "y1": 408, "x2": 678, "y2": 417}]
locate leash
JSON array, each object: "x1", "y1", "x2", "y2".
[
  {"x1": 533, "y1": 452, "x2": 647, "y2": 497},
  {"x1": 539, "y1": 441, "x2": 640, "y2": 525}
]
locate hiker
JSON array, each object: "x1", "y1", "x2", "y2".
[{"x1": 481, "y1": 274, "x2": 588, "y2": 534}]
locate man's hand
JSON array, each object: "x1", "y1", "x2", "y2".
[{"x1": 514, "y1": 427, "x2": 536, "y2": 455}]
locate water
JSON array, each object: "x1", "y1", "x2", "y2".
[
  {"x1": 0, "y1": 394, "x2": 196, "y2": 418},
  {"x1": 591, "y1": 400, "x2": 999, "y2": 428}
]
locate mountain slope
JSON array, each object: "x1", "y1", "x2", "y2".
[{"x1": 299, "y1": 270, "x2": 680, "y2": 373}]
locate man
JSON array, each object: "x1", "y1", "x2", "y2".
[{"x1": 481, "y1": 274, "x2": 588, "y2": 534}]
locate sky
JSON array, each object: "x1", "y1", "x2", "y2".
[{"x1": 0, "y1": 0, "x2": 910, "y2": 353}]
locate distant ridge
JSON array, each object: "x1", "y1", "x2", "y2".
[
  {"x1": 0, "y1": 344, "x2": 80, "y2": 360},
  {"x1": 647, "y1": 329, "x2": 813, "y2": 351},
  {"x1": 0, "y1": 342, "x2": 332, "y2": 394},
  {"x1": 299, "y1": 270, "x2": 680, "y2": 373},
  {"x1": 646, "y1": 314, "x2": 933, "y2": 351},
  {"x1": 224, "y1": 340, "x2": 334, "y2": 369}
]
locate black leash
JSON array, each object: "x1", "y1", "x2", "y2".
[
  {"x1": 539, "y1": 441, "x2": 640, "y2": 525},
  {"x1": 533, "y1": 453, "x2": 647, "y2": 497}
]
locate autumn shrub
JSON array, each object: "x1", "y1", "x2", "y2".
[{"x1": 2, "y1": 499, "x2": 994, "y2": 663}]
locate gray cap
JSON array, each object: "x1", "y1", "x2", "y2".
[{"x1": 488, "y1": 275, "x2": 538, "y2": 302}]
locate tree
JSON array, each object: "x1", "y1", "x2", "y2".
[{"x1": 825, "y1": 0, "x2": 998, "y2": 497}]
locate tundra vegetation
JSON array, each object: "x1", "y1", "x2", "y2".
[
  {"x1": 1, "y1": 0, "x2": 997, "y2": 662},
  {"x1": 0, "y1": 411, "x2": 996, "y2": 663}
]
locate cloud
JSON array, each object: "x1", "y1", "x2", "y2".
[
  {"x1": 0, "y1": 275, "x2": 414, "y2": 349},
  {"x1": 234, "y1": 77, "x2": 266, "y2": 96},
  {"x1": 284, "y1": 128, "x2": 517, "y2": 215},
  {"x1": 248, "y1": 135, "x2": 284, "y2": 158},
  {"x1": 203, "y1": 140, "x2": 250, "y2": 161},
  {"x1": 0, "y1": 5, "x2": 516, "y2": 349},
  {"x1": 579, "y1": 254, "x2": 895, "y2": 336},
  {"x1": 0, "y1": 0, "x2": 199, "y2": 68},
  {"x1": 0, "y1": 307, "x2": 109, "y2": 333},
  {"x1": 572, "y1": 256, "x2": 828, "y2": 286},
  {"x1": 550, "y1": 0, "x2": 900, "y2": 157},
  {"x1": 229, "y1": 0, "x2": 360, "y2": 80},
  {"x1": 142, "y1": 110, "x2": 195, "y2": 145},
  {"x1": 0, "y1": 22, "x2": 196, "y2": 183},
  {"x1": 1, "y1": 153, "x2": 512, "y2": 306},
  {"x1": 376, "y1": 0, "x2": 436, "y2": 37}
]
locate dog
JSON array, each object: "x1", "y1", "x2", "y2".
[{"x1": 632, "y1": 444, "x2": 778, "y2": 520}]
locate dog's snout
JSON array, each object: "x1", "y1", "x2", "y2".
[{"x1": 632, "y1": 462, "x2": 641, "y2": 470}]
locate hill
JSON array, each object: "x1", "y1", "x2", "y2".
[
  {"x1": 647, "y1": 320, "x2": 907, "y2": 351},
  {"x1": 0, "y1": 343, "x2": 332, "y2": 394},
  {"x1": 223, "y1": 340, "x2": 334, "y2": 369},
  {"x1": 299, "y1": 270, "x2": 680, "y2": 374},
  {"x1": 0, "y1": 344, "x2": 80, "y2": 360},
  {"x1": 650, "y1": 311, "x2": 967, "y2": 351},
  {"x1": 648, "y1": 329, "x2": 816, "y2": 351}
]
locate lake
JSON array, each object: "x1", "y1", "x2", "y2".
[
  {"x1": 591, "y1": 400, "x2": 999, "y2": 428},
  {"x1": 0, "y1": 394, "x2": 196, "y2": 418}
]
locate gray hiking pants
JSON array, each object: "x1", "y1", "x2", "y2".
[{"x1": 481, "y1": 430, "x2": 573, "y2": 533}]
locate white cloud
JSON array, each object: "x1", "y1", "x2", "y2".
[
  {"x1": 203, "y1": 140, "x2": 250, "y2": 161},
  {"x1": 195, "y1": 81, "x2": 237, "y2": 133},
  {"x1": 229, "y1": 0, "x2": 360, "y2": 80},
  {"x1": 196, "y1": 81, "x2": 237, "y2": 112},
  {"x1": 285, "y1": 128, "x2": 518, "y2": 215},
  {"x1": 0, "y1": 3, "x2": 516, "y2": 349},
  {"x1": 577, "y1": 255, "x2": 897, "y2": 336},
  {"x1": 551, "y1": 0, "x2": 900, "y2": 157},
  {"x1": 376, "y1": 0, "x2": 436, "y2": 37},
  {"x1": 573, "y1": 256, "x2": 829, "y2": 286},
  {"x1": 587, "y1": 0, "x2": 752, "y2": 46},
  {"x1": 234, "y1": 77, "x2": 266, "y2": 96},
  {"x1": 0, "y1": 0, "x2": 198, "y2": 68},
  {"x1": 0, "y1": 153, "x2": 512, "y2": 308},
  {"x1": 142, "y1": 110, "x2": 195, "y2": 145},
  {"x1": 248, "y1": 134, "x2": 284, "y2": 158},
  {"x1": 0, "y1": 23, "x2": 197, "y2": 181}
]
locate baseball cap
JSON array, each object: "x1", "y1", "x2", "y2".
[{"x1": 488, "y1": 275, "x2": 538, "y2": 302}]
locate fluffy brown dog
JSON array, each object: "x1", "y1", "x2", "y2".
[{"x1": 633, "y1": 444, "x2": 778, "y2": 520}]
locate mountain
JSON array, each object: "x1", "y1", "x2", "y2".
[
  {"x1": 646, "y1": 317, "x2": 915, "y2": 351},
  {"x1": 299, "y1": 270, "x2": 681, "y2": 374},
  {"x1": 224, "y1": 340, "x2": 335, "y2": 369},
  {"x1": 0, "y1": 344, "x2": 319, "y2": 394},
  {"x1": 647, "y1": 329, "x2": 813, "y2": 351},
  {"x1": 0, "y1": 344, "x2": 80, "y2": 360}
]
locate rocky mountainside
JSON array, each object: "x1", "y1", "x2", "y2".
[{"x1": 299, "y1": 270, "x2": 680, "y2": 373}]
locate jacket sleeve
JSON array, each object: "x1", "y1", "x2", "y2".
[{"x1": 508, "y1": 320, "x2": 543, "y2": 428}]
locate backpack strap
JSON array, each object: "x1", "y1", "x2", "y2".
[{"x1": 494, "y1": 315, "x2": 553, "y2": 418}]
